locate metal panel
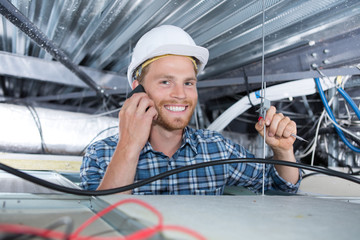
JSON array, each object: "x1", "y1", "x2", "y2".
[
  {"x1": 0, "y1": 170, "x2": 79, "y2": 193},
  {"x1": 0, "y1": 51, "x2": 127, "y2": 89},
  {"x1": 100, "y1": 194, "x2": 360, "y2": 240}
]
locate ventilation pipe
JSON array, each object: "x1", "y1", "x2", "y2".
[{"x1": 0, "y1": 103, "x2": 118, "y2": 155}]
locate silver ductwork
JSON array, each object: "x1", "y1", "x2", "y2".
[{"x1": 0, "y1": 103, "x2": 118, "y2": 155}]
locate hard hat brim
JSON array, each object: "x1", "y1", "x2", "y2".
[{"x1": 127, "y1": 44, "x2": 209, "y2": 87}]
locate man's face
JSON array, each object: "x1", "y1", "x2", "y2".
[{"x1": 141, "y1": 55, "x2": 198, "y2": 131}]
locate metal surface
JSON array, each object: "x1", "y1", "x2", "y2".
[
  {"x1": 0, "y1": 169, "x2": 79, "y2": 193},
  {"x1": 0, "y1": 0, "x2": 359, "y2": 112},
  {"x1": 0, "y1": 194, "x2": 124, "y2": 238},
  {"x1": 100, "y1": 194, "x2": 360, "y2": 240},
  {"x1": 299, "y1": 172, "x2": 360, "y2": 197},
  {"x1": 0, "y1": 0, "x2": 106, "y2": 97},
  {"x1": 1, "y1": 188, "x2": 360, "y2": 239},
  {"x1": 0, "y1": 51, "x2": 127, "y2": 89}
]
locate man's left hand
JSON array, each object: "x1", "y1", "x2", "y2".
[{"x1": 255, "y1": 106, "x2": 297, "y2": 153}]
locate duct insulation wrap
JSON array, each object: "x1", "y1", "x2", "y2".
[{"x1": 0, "y1": 103, "x2": 118, "y2": 155}]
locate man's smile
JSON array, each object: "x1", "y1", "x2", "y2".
[{"x1": 164, "y1": 105, "x2": 187, "y2": 112}]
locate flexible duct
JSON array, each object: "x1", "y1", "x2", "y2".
[{"x1": 0, "y1": 103, "x2": 118, "y2": 155}]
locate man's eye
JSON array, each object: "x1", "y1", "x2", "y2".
[
  {"x1": 185, "y1": 81, "x2": 196, "y2": 86},
  {"x1": 160, "y1": 81, "x2": 170, "y2": 85}
]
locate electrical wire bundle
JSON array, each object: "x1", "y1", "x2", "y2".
[
  {"x1": 314, "y1": 76, "x2": 360, "y2": 153},
  {"x1": 295, "y1": 75, "x2": 360, "y2": 166}
]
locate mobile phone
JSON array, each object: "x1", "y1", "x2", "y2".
[{"x1": 127, "y1": 84, "x2": 146, "y2": 98}]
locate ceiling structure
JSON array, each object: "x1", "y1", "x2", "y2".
[{"x1": 0, "y1": 0, "x2": 359, "y2": 114}]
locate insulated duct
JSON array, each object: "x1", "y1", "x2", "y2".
[{"x1": 0, "y1": 103, "x2": 118, "y2": 155}]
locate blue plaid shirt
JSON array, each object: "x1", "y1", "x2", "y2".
[{"x1": 80, "y1": 127, "x2": 300, "y2": 195}]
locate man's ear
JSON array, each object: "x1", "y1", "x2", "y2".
[{"x1": 132, "y1": 80, "x2": 140, "y2": 90}]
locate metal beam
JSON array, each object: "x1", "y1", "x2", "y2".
[
  {"x1": 0, "y1": 0, "x2": 107, "y2": 97},
  {"x1": 17, "y1": 88, "x2": 126, "y2": 103},
  {"x1": 0, "y1": 51, "x2": 128, "y2": 90},
  {"x1": 198, "y1": 67, "x2": 360, "y2": 88}
]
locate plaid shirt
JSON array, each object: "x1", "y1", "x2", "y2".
[{"x1": 80, "y1": 127, "x2": 300, "y2": 195}]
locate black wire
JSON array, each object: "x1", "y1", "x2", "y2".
[
  {"x1": 302, "y1": 172, "x2": 319, "y2": 180},
  {"x1": 0, "y1": 234, "x2": 48, "y2": 240},
  {"x1": 243, "y1": 69, "x2": 255, "y2": 108},
  {"x1": 25, "y1": 104, "x2": 47, "y2": 153},
  {"x1": 44, "y1": 216, "x2": 73, "y2": 240},
  {"x1": 1, "y1": 158, "x2": 360, "y2": 196},
  {"x1": 7, "y1": 216, "x2": 74, "y2": 240},
  {"x1": 326, "y1": 151, "x2": 354, "y2": 174},
  {"x1": 319, "y1": 150, "x2": 360, "y2": 175},
  {"x1": 79, "y1": 126, "x2": 118, "y2": 155}
]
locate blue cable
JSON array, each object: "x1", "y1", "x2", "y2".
[
  {"x1": 337, "y1": 87, "x2": 360, "y2": 120},
  {"x1": 314, "y1": 77, "x2": 360, "y2": 153}
]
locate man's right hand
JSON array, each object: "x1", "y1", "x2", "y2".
[
  {"x1": 118, "y1": 92, "x2": 158, "y2": 154},
  {"x1": 96, "y1": 92, "x2": 157, "y2": 192}
]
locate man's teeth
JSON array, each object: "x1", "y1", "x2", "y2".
[{"x1": 166, "y1": 106, "x2": 186, "y2": 112}]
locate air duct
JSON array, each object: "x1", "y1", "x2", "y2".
[{"x1": 0, "y1": 103, "x2": 118, "y2": 155}]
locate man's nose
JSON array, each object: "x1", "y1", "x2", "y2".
[{"x1": 171, "y1": 84, "x2": 186, "y2": 99}]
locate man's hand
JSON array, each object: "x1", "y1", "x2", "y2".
[
  {"x1": 96, "y1": 92, "x2": 157, "y2": 192},
  {"x1": 118, "y1": 92, "x2": 158, "y2": 153},
  {"x1": 255, "y1": 106, "x2": 296, "y2": 153},
  {"x1": 254, "y1": 106, "x2": 299, "y2": 184}
]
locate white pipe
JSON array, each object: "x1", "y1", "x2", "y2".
[{"x1": 207, "y1": 77, "x2": 335, "y2": 132}]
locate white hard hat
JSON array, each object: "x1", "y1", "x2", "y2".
[{"x1": 127, "y1": 25, "x2": 209, "y2": 87}]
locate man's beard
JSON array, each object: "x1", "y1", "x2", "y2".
[{"x1": 153, "y1": 100, "x2": 195, "y2": 131}]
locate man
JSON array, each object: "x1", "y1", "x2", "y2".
[{"x1": 80, "y1": 25, "x2": 301, "y2": 194}]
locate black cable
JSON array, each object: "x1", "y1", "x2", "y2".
[
  {"x1": 25, "y1": 104, "x2": 48, "y2": 153},
  {"x1": 0, "y1": 0, "x2": 102, "y2": 96},
  {"x1": 0, "y1": 234, "x2": 47, "y2": 240},
  {"x1": 9, "y1": 216, "x2": 74, "y2": 240},
  {"x1": 302, "y1": 172, "x2": 319, "y2": 180},
  {"x1": 325, "y1": 152, "x2": 354, "y2": 174},
  {"x1": 243, "y1": 69, "x2": 255, "y2": 108},
  {"x1": 1, "y1": 158, "x2": 360, "y2": 196},
  {"x1": 44, "y1": 216, "x2": 73, "y2": 240},
  {"x1": 0, "y1": 0, "x2": 121, "y2": 109},
  {"x1": 79, "y1": 126, "x2": 118, "y2": 155}
]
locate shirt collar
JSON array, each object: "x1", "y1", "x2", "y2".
[
  {"x1": 140, "y1": 127, "x2": 198, "y2": 155},
  {"x1": 180, "y1": 127, "x2": 198, "y2": 155},
  {"x1": 142, "y1": 141, "x2": 154, "y2": 154}
]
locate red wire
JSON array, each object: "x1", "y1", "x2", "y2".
[
  {"x1": 161, "y1": 225, "x2": 207, "y2": 240},
  {"x1": 0, "y1": 198, "x2": 206, "y2": 240},
  {"x1": 71, "y1": 198, "x2": 163, "y2": 238}
]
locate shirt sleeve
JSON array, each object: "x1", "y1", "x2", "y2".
[
  {"x1": 224, "y1": 139, "x2": 301, "y2": 194},
  {"x1": 79, "y1": 144, "x2": 105, "y2": 190},
  {"x1": 268, "y1": 163, "x2": 302, "y2": 193}
]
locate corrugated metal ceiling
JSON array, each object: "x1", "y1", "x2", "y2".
[{"x1": 0, "y1": 0, "x2": 359, "y2": 112}]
